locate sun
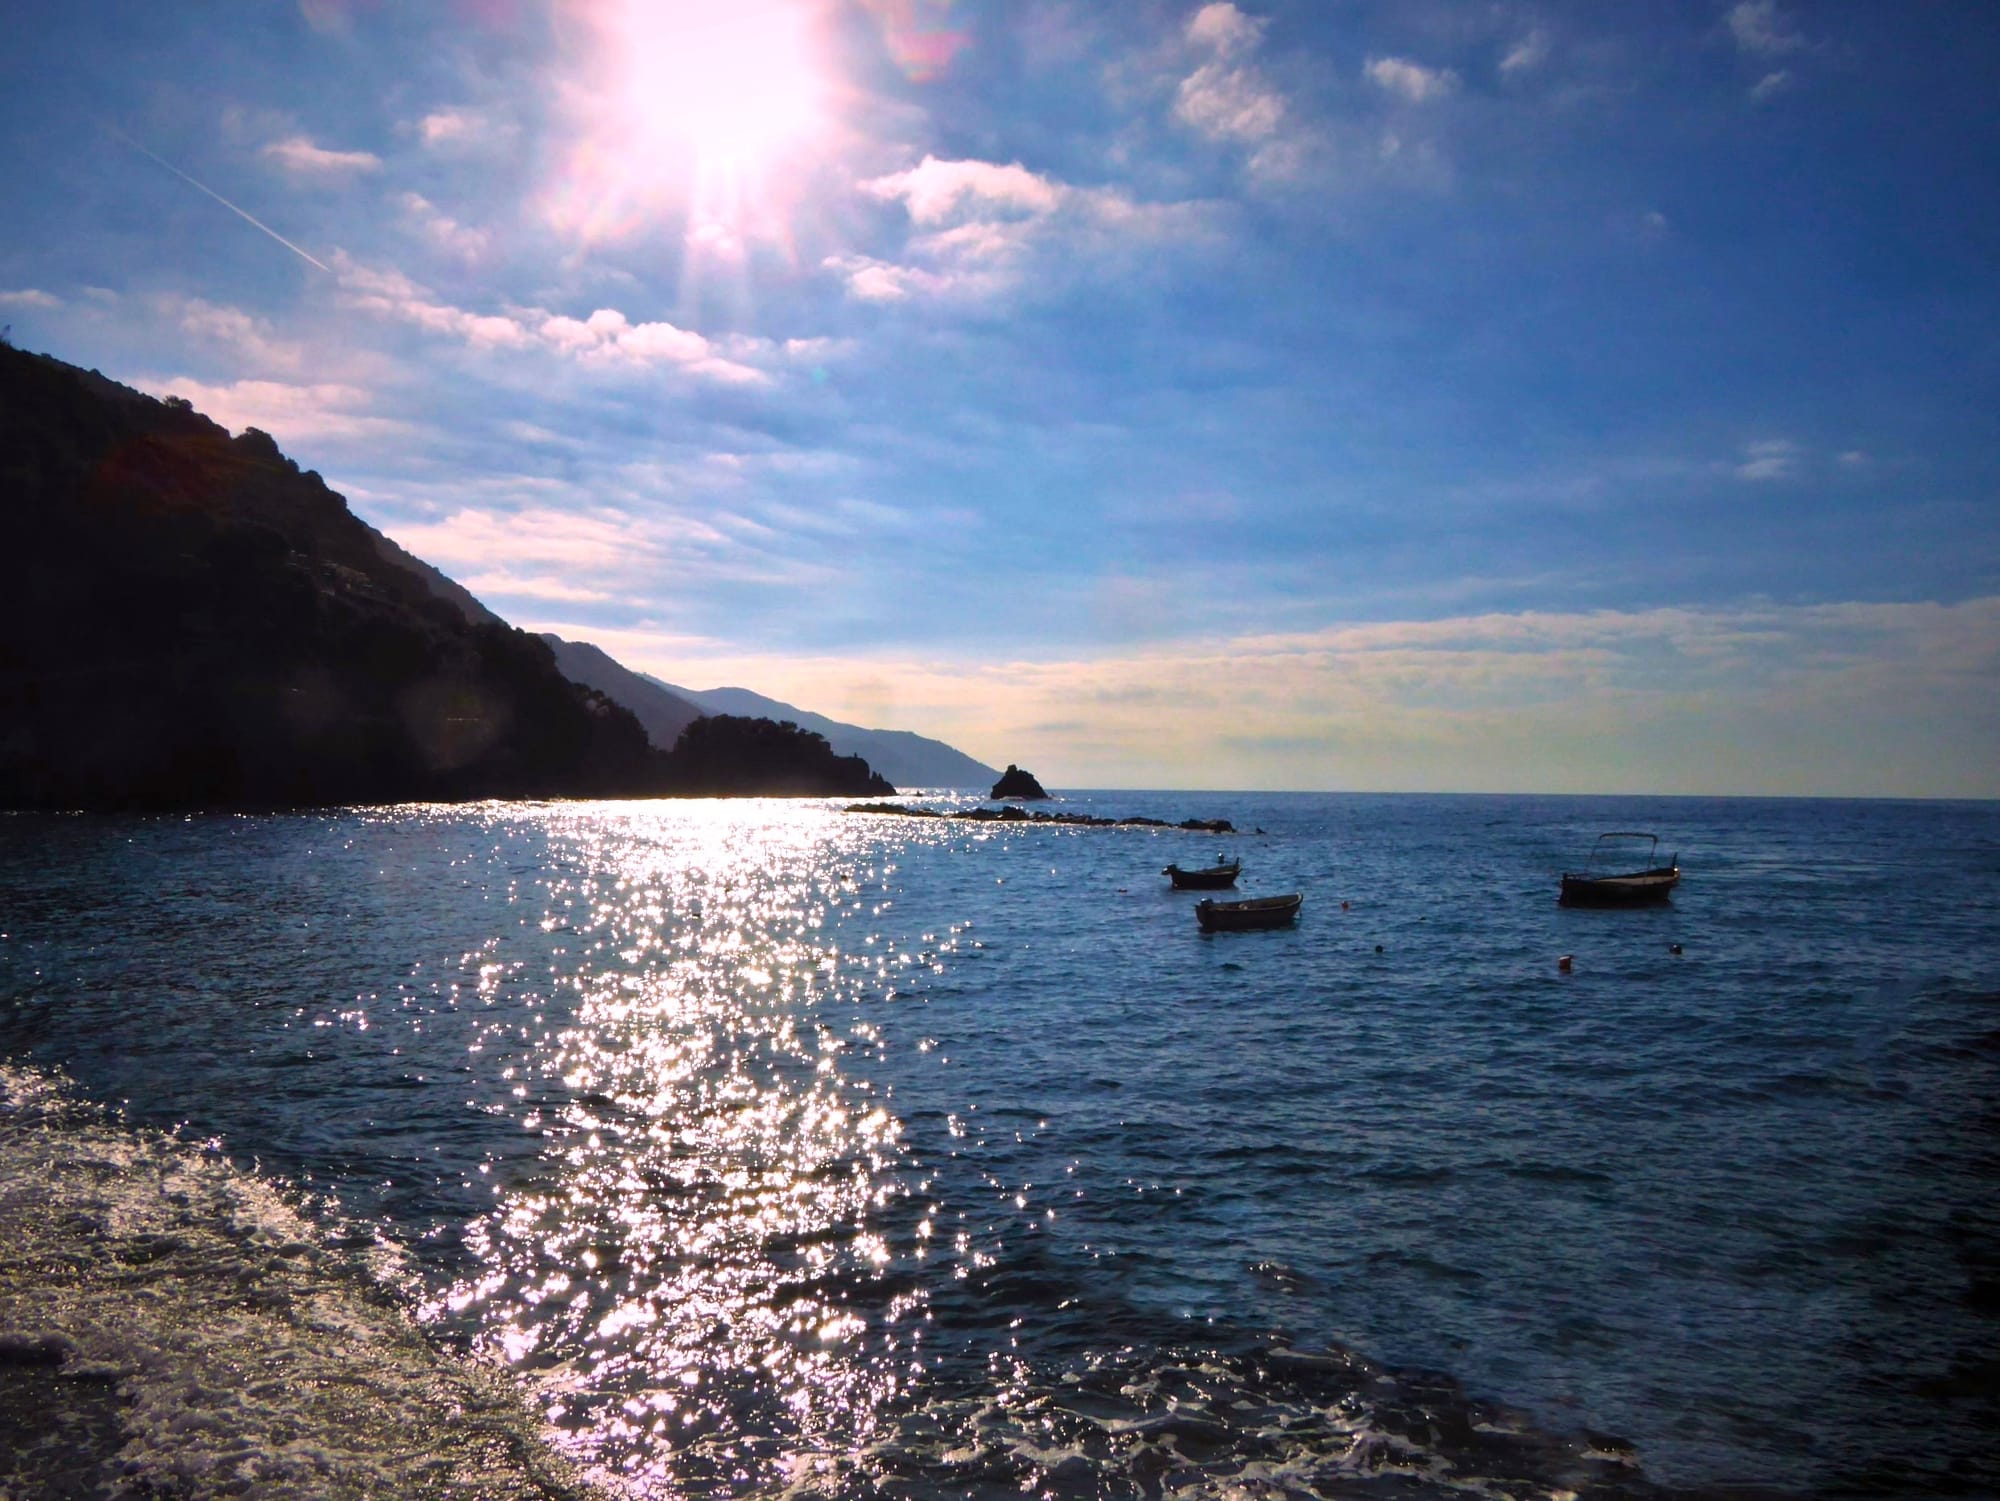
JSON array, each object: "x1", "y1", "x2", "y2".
[
  {"x1": 611, "y1": 0, "x2": 824, "y2": 174},
  {"x1": 546, "y1": 0, "x2": 833, "y2": 249}
]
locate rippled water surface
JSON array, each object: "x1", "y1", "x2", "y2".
[{"x1": 3, "y1": 793, "x2": 1997, "y2": 1496}]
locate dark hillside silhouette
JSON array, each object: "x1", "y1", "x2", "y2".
[
  {"x1": 666, "y1": 715, "x2": 892, "y2": 797},
  {"x1": 0, "y1": 346, "x2": 892, "y2": 809},
  {"x1": 541, "y1": 633, "x2": 704, "y2": 749}
]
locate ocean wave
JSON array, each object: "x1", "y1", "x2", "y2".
[{"x1": 0, "y1": 1062, "x2": 594, "y2": 1500}]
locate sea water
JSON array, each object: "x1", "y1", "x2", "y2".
[{"x1": 1, "y1": 793, "x2": 1995, "y2": 1497}]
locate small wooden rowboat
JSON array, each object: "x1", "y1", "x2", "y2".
[
  {"x1": 1195, "y1": 892, "x2": 1302, "y2": 931},
  {"x1": 1558, "y1": 832, "x2": 1680, "y2": 907},
  {"x1": 1164, "y1": 857, "x2": 1241, "y2": 890}
]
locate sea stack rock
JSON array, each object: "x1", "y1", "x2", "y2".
[{"x1": 990, "y1": 764, "x2": 1049, "y2": 800}]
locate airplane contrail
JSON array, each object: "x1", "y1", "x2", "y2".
[{"x1": 102, "y1": 121, "x2": 332, "y2": 274}]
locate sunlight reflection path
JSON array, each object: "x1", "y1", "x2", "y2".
[{"x1": 435, "y1": 803, "x2": 932, "y2": 1493}]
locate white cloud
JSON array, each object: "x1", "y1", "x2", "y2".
[
  {"x1": 1366, "y1": 56, "x2": 1460, "y2": 103},
  {"x1": 0, "y1": 288, "x2": 61, "y2": 310},
  {"x1": 1749, "y1": 69, "x2": 1793, "y2": 102},
  {"x1": 546, "y1": 309, "x2": 767, "y2": 383},
  {"x1": 862, "y1": 156, "x2": 1063, "y2": 225},
  {"x1": 331, "y1": 254, "x2": 769, "y2": 382},
  {"x1": 1736, "y1": 438, "x2": 1800, "y2": 481},
  {"x1": 824, "y1": 255, "x2": 953, "y2": 303},
  {"x1": 1177, "y1": 60, "x2": 1286, "y2": 141},
  {"x1": 417, "y1": 108, "x2": 488, "y2": 147},
  {"x1": 262, "y1": 135, "x2": 382, "y2": 174},
  {"x1": 1173, "y1": 2, "x2": 1287, "y2": 145},
  {"x1": 1185, "y1": 2, "x2": 1264, "y2": 58},
  {"x1": 1728, "y1": 0, "x2": 1805, "y2": 55}
]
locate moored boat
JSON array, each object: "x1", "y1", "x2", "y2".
[
  {"x1": 1164, "y1": 856, "x2": 1241, "y2": 890},
  {"x1": 1559, "y1": 832, "x2": 1680, "y2": 907},
  {"x1": 1195, "y1": 892, "x2": 1302, "y2": 931}
]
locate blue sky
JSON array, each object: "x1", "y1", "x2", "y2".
[{"x1": 3, "y1": 0, "x2": 1996, "y2": 793}]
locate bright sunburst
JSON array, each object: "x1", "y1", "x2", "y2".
[
  {"x1": 549, "y1": 0, "x2": 830, "y2": 250},
  {"x1": 615, "y1": 0, "x2": 822, "y2": 172}
]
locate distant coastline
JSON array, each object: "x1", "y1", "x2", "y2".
[{"x1": 847, "y1": 800, "x2": 1235, "y2": 831}]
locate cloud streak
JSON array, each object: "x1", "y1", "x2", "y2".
[
  {"x1": 262, "y1": 135, "x2": 383, "y2": 174},
  {"x1": 331, "y1": 255, "x2": 772, "y2": 382}
]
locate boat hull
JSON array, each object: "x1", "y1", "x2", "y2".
[
  {"x1": 1165, "y1": 862, "x2": 1241, "y2": 890},
  {"x1": 1558, "y1": 868, "x2": 1680, "y2": 907},
  {"x1": 1195, "y1": 893, "x2": 1302, "y2": 931}
]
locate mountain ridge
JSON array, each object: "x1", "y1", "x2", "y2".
[
  {"x1": 0, "y1": 344, "x2": 892, "y2": 807},
  {"x1": 650, "y1": 680, "x2": 999, "y2": 789},
  {"x1": 539, "y1": 635, "x2": 705, "y2": 753}
]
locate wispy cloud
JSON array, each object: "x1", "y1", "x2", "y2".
[
  {"x1": 133, "y1": 375, "x2": 413, "y2": 447},
  {"x1": 1727, "y1": 0, "x2": 1806, "y2": 56},
  {"x1": 1736, "y1": 438, "x2": 1800, "y2": 481},
  {"x1": 842, "y1": 156, "x2": 1220, "y2": 303},
  {"x1": 261, "y1": 135, "x2": 382, "y2": 174},
  {"x1": 396, "y1": 192, "x2": 491, "y2": 259},
  {"x1": 1748, "y1": 70, "x2": 1793, "y2": 103},
  {"x1": 158, "y1": 295, "x2": 304, "y2": 372},
  {"x1": 391, "y1": 506, "x2": 650, "y2": 577},
  {"x1": 535, "y1": 597, "x2": 2000, "y2": 796},
  {"x1": 1366, "y1": 56, "x2": 1460, "y2": 104},
  {"x1": 0, "y1": 288, "x2": 61, "y2": 309},
  {"x1": 1499, "y1": 30, "x2": 1549, "y2": 77},
  {"x1": 380, "y1": 486, "x2": 844, "y2": 622}
]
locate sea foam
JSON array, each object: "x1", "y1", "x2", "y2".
[{"x1": 0, "y1": 1062, "x2": 595, "y2": 1500}]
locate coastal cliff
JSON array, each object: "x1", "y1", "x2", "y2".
[{"x1": 0, "y1": 345, "x2": 891, "y2": 808}]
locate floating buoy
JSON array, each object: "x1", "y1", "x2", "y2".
[{"x1": 1557, "y1": 954, "x2": 1574, "y2": 972}]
